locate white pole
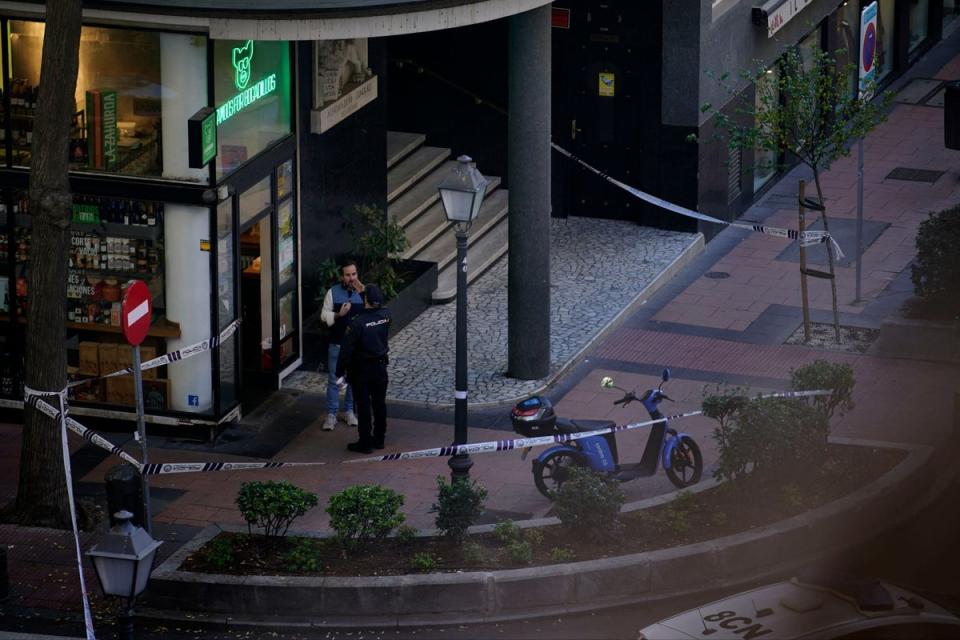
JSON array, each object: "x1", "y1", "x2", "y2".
[{"x1": 133, "y1": 345, "x2": 152, "y2": 535}]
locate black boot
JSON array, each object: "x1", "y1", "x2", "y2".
[{"x1": 347, "y1": 441, "x2": 373, "y2": 454}]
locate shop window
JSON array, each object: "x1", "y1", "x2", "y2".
[
  {"x1": 214, "y1": 40, "x2": 292, "y2": 177},
  {"x1": 909, "y1": 0, "x2": 930, "y2": 55},
  {"x1": 753, "y1": 67, "x2": 779, "y2": 193},
  {"x1": 877, "y1": 0, "x2": 896, "y2": 81},
  {"x1": 7, "y1": 21, "x2": 208, "y2": 181},
  {"x1": 945, "y1": 0, "x2": 960, "y2": 30},
  {"x1": 835, "y1": 0, "x2": 861, "y2": 99},
  {"x1": 798, "y1": 25, "x2": 822, "y2": 71}
]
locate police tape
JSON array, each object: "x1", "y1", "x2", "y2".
[
  {"x1": 22, "y1": 388, "x2": 98, "y2": 639},
  {"x1": 25, "y1": 391, "x2": 144, "y2": 469},
  {"x1": 66, "y1": 319, "x2": 241, "y2": 388},
  {"x1": 551, "y1": 143, "x2": 844, "y2": 260},
  {"x1": 137, "y1": 389, "x2": 832, "y2": 475}
]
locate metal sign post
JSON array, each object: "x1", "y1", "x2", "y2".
[
  {"x1": 856, "y1": 2, "x2": 878, "y2": 303},
  {"x1": 121, "y1": 280, "x2": 153, "y2": 535}
]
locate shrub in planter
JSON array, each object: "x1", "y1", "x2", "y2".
[
  {"x1": 430, "y1": 476, "x2": 488, "y2": 545},
  {"x1": 282, "y1": 538, "x2": 323, "y2": 573},
  {"x1": 552, "y1": 466, "x2": 625, "y2": 541},
  {"x1": 236, "y1": 481, "x2": 319, "y2": 544},
  {"x1": 911, "y1": 205, "x2": 960, "y2": 315},
  {"x1": 327, "y1": 485, "x2": 405, "y2": 554},
  {"x1": 789, "y1": 359, "x2": 854, "y2": 421},
  {"x1": 712, "y1": 396, "x2": 828, "y2": 481}
]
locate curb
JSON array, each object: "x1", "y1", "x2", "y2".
[{"x1": 141, "y1": 438, "x2": 934, "y2": 630}]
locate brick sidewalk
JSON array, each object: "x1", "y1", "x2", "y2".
[{"x1": 3, "y1": 39, "x2": 960, "y2": 638}]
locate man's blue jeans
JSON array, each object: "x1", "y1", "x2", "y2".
[{"x1": 326, "y1": 343, "x2": 353, "y2": 415}]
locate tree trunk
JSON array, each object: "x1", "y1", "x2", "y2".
[
  {"x1": 812, "y1": 168, "x2": 842, "y2": 343},
  {"x1": 8, "y1": 1, "x2": 83, "y2": 528}
]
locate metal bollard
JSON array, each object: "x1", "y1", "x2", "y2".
[
  {"x1": 945, "y1": 81, "x2": 960, "y2": 150},
  {"x1": 104, "y1": 464, "x2": 144, "y2": 528}
]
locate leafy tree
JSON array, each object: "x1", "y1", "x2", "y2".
[
  {"x1": 5, "y1": 1, "x2": 82, "y2": 527},
  {"x1": 699, "y1": 46, "x2": 890, "y2": 341}
]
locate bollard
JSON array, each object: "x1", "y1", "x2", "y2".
[
  {"x1": 104, "y1": 464, "x2": 144, "y2": 528},
  {"x1": 945, "y1": 81, "x2": 960, "y2": 150},
  {"x1": 0, "y1": 545, "x2": 8, "y2": 601}
]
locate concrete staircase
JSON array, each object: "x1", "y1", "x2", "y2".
[{"x1": 387, "y1": 131, "x2": 509, "y2": 303}]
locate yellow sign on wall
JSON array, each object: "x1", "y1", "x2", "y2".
[{"x1": 598, "y1": 72, "x2": 615, "y2": 97}]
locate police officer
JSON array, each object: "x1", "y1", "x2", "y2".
[{"x1": 336, "y1": 284, "x2": 391, "y2": 454}]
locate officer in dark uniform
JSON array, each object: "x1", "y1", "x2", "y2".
[{"x1": 335, "y1": 284, "x2": 391, "y2": 454}]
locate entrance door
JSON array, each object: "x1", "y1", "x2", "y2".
[
  {"x1": 552, "y1": 1, "x2": 662, "y2": 224},
  {"x1": 238, "y1": 178, "x2": 275, "y2": 400}
]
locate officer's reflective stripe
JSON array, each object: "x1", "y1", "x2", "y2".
[{"x1": 454, "y1": 390, "x2": 467, "y2": 400}]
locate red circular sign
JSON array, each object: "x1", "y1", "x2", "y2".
[{"x1": 121, "y1": 280, "x2": 152, "y2": 346}]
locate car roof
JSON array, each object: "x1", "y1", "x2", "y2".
[{"x1": 638, "y1": 578, "x2": 960, "y2": 640}]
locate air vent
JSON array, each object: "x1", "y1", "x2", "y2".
[{"x1": 727, "y1": 146, "x2": 742, "y2": 204}]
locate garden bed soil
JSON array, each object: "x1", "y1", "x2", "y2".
[{"x1": 183, "y1": 444, "x2": 904, "y2": 578}]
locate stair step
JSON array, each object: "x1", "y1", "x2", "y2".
[
  {"x1": 389, "y1": 160, "x2": 455, "y2": 230},
  {"x1": 415, "y1": 189, "x2": 509, "y2": 270},
  {"x1": 432, "y1": 214, "x2": 509, "y2": 303},
  {"x1": 386, "y1": 131, "x2": 426, "y2": 169},
  {"x1": 387, "y1": 146, "x2": 450, "y2": 203},
  {"x1": 399, "y1": 176, "x2": 502, "y2": 259}
]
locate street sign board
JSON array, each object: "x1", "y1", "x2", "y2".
[
  {"x1": 859, "y1": 2, "x2": 878, "y2": 100},
  {"x1": 121, "y1": 280, "x2": 152, "y2": 346}
]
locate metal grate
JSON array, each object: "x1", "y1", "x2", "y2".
[
  {"x1": 727, "y1": 146, "x2": 742, "y2": 204},
  {"x1": 885, "y1": 167, "x2": 945, "y2": 183}
]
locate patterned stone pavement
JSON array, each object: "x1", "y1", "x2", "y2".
[{"x1": 284, "y1": 216, "x2": 701, "y2": 406}]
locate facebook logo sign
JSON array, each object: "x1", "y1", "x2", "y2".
[{"x1": 188, "y1": 395, "x2": 199, "y2": 407}]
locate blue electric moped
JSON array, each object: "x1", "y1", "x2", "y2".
[{"x1": 511, "y1": 369, "x2": 703, "y2": 499}]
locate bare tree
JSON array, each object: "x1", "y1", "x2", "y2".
[{"x1": 6, "y1": 1, "x2": 83, "y2": 527}]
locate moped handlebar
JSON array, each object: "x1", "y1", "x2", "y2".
[{"x1": 613, "y1": 392, "x2": 636, "y2": 406}]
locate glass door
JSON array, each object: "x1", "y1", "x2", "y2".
[{"x1": 274, "y1": 159, "x2": 298, "y2": 374}]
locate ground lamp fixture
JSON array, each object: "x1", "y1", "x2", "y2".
[
  {"x1": 438, "y1": 155, "x2": 489, "y2": 481},
  {"x1": 87, "y1": 510, "x2": 162, "y2": 640}
]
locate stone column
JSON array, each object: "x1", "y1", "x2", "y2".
[{"x1": 507, "y1": 4, "x2": 551, "y2": 380}]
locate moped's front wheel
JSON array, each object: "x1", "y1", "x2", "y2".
[
  {"x1": 534, "y1": 449, "x2": 584, "y2": 499},
  {"x1": 665, "y1": 436, "x2": 703, "y2": 488}
]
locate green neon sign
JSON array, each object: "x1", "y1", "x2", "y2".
[
  {"x1": 216, "y1": 73, "x2": 278, "y2": 125},
  {"x1": 232, "y1": 40, "x2": 254, "y2": 90}
]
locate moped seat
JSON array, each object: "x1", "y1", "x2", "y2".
[{"x1": 555, "y1": 418, "x2": 616, "y2": 434}]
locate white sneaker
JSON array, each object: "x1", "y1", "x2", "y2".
[
  {"x1": 321, "y1": 414, "x2": 337, "y2": 431},
  {"x1": 342, "y1": 411, "x2": 359, "y2": 427}
]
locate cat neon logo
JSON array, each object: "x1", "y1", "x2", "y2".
[{"x1": 232, "y1": 40, "x2": 254, "y2": 90}]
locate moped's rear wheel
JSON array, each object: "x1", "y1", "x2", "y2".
[
  {"x1": 534, "y1": 449, "x2": 584, "y2": 499},
  {"x1": 665, "y1": 436, "x2": 703, "y2": 488}
]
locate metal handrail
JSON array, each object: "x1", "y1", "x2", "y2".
[{"x1": 393, "y1": 58, "x2": 508, "y2": 117}]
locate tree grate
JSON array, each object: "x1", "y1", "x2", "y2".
[{"x1": 885, "y1": 167, "x2": 945, "y2": 183}]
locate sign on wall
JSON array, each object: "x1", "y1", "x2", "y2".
[
  {"x1": 187, "y1": 107, "x2": 217, "y2": 168},
  {"x1": 311, "y1": 39, "x2": 378, "y2": 134},
  {"x1": 858, "y1": 2, "x2": 879, "y2": 101},
  {"x1": 752, "y1": 0, "x2": 814, "y2": 38}
]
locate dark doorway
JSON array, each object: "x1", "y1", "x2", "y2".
[{"x1": 551, "y1": 1, "x2": 664, "y2": 224}]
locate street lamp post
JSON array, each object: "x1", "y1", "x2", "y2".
[
  {"x1": 438, "y1": 155, "x2": 489, "y2": 482},
  {"x1": 87, "y1": 510, "x2": 162, "y2": 640}
]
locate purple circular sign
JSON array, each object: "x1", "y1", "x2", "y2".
[{"x1": 862, "y1": 23, "x2": 877, "y2": 72}]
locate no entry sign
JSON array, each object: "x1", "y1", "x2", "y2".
[{"x1": 121, "y1": 280, "x2": 152, "y2": 346}]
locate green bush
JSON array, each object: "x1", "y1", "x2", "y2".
[
  {"x1": 282, "y1": 538, "x2": 322, "y2": 573},
  {"x1": 430, "y1": 476, "x2": 488, "y2": 544},
  {"x1": 204, "y1": 535, "x2": 235, "y2": 569},
  {"x1": 326, "y1": 485, "x2": 405, "y2": 554},
  {"x1": 348, "y1": 204, "x2": 409, "y2": 301},
  {"x1": 411, "y1": 552, "x2": 438, "y2": 572},
  {"x1": 507, "y1": 540, "x2": 533, "y2": 565},
  {"x1": 911, "y1": 205, "x2": 960, "y2": 315},
  {"x1": 549, "y1": 546, "x2": 576, "y2": 563},
  {"x1": 395, "y1": 524, "x2": 419, "y2": 546},
  {"x1": 552, "y1": 467, "x2": 625, "y2": 540},
  {"x1": 789, "y1": 360, "x2": 854, "y2": 421},
  {"x1": 462, "y1": 542, "x2": 488, "y2": 565},
  {"x1": 493, "y1": 520, "x2": 521, "y2": 544},
  {"x1": 712, "y1": 396, "x2": 828, "y2": 481},
  {"x1": 235, "y1": 481, "x2": 319, "y2": 543},
  {"x1": 665, "y1": 490, "x2": 697, "y2": 535},
  {"x1": 524, "y1": 528, "x2": 544, "y2": 546}
]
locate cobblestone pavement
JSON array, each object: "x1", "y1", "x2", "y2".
[{"x1": 284, "y1": 216, "x2": 700, "y2": 405}]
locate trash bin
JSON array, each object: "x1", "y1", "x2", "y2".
[
  {"x1": 104, "y1": 463, "x2": 144, "y2": 528},
  {"x1": 945, "y1": 81, "x2": 960, "y2": 150}
]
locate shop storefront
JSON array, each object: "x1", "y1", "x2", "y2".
[{"x1": 0, "y1": 16, "x2": 299, "y2": 427}]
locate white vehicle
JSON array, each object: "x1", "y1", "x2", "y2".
[{"x1": 638, "y1": 576, "x2": 960, "y2": 640}]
